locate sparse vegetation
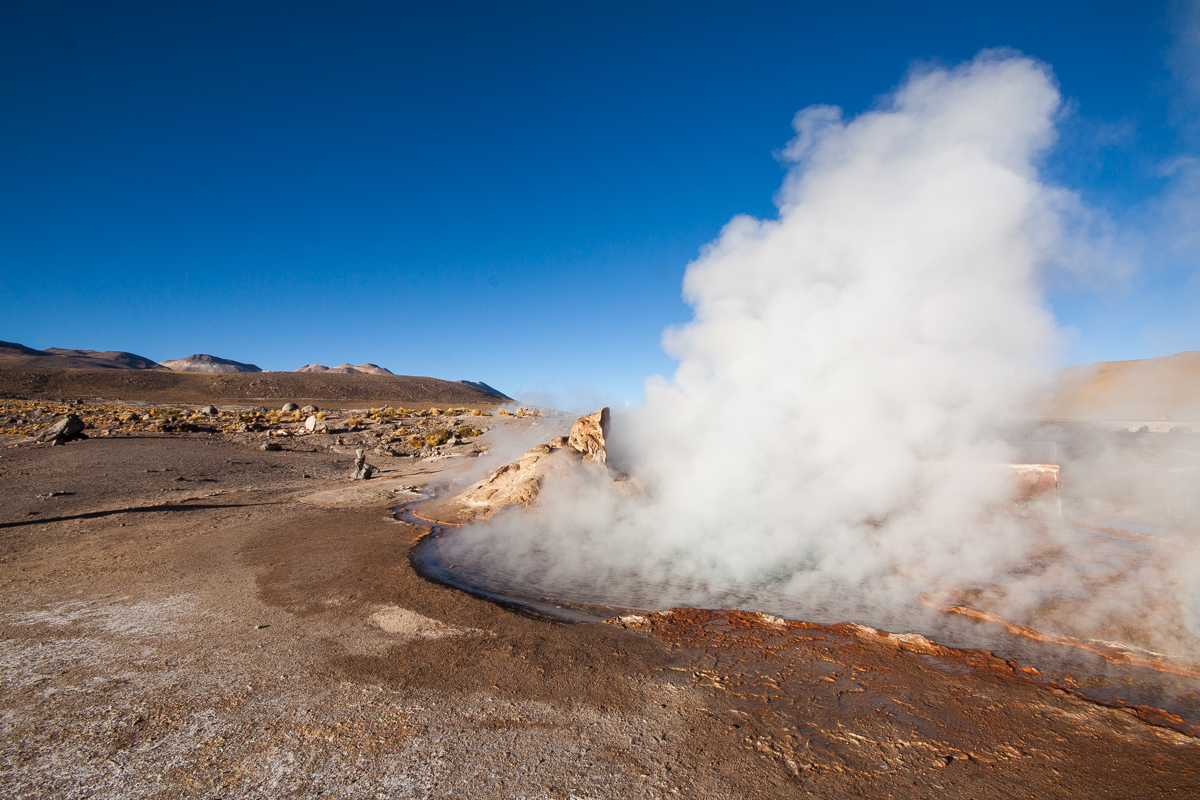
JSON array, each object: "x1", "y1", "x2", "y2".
[
  {"x1": 424, "y1": 428, "x2": 452, "y2": 447},
  {"x1": 455, "y1": 426, "x2": 482, "y2": 439}
]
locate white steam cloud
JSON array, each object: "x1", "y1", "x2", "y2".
[{"x1": 442, "y1": 52, "x2": 1197, "y2": 653}]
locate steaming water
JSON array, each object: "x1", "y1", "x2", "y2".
[{"x1": 413, "y1": 518, "x2": 1200, "y2": 724}]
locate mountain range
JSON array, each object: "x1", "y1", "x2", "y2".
[{"x1": 0, "y1": 340, "x2": 513, "y2": 400}]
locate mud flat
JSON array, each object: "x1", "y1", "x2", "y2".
[{"x1": 2, "y1": 405, "x2": 1200, "y2": 798}]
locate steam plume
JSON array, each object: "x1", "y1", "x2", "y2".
[{"x1": 443, "y1": 52, "x2": 1194, "y2": 649}]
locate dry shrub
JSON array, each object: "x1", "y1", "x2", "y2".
[
  {"x1": 424, "y1": 428, "x2": 452, "y2": 447},
  {"x1": 455, "y1": 426, "x2": 481, "y2": 439}
]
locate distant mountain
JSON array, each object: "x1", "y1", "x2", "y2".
[
  {"x1": 294, "y1": 363, "x2": 394, "y2": 375},
  {"x1": 0, "y1": 340, "x2": 166, "y2": 370},
  {"x1": 160, "y1": 354, "x2": 262, "y2": 373},
  {"x1": 459, "y1": 380, "x2": 513, "y2": 401}
]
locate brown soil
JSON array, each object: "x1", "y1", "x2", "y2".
[
  {"x1": 2, "y1": 409, "x2": 1199, "y2": 798},
  {"x1": 0, "y1": 366, "x2": 505, "y2": 410}
]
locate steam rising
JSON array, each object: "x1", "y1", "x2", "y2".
[{"x1": 442, "y1": 53, "x2": 1198, "y2": 653}]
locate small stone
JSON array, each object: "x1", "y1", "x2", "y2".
[
  {"x1": 304, "y1": 415, "x2": 326, "y2": 433},
  {"x1": 301, "y1": 405, "x2": 318, "y2": 414},
  {"x1": 261, "y1": 442, "x2": 282, "y2": 452}
]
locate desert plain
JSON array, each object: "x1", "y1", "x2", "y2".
[{"x1": 2, "y1": 364, "x2": 1200, "y2": 799}]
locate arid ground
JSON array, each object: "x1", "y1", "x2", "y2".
[{"x1": 3, "y1": 384, "x2": 1200, "y2": 798}]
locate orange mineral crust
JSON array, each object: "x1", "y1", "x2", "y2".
[{"x1": 609, "y1": 608, "x2": 1200, "y2": 793}]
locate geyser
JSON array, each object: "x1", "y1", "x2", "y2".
[{"x1": 438, "y1": 52, "x2": 1200, "y2": 658}]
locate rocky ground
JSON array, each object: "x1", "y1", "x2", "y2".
[{"x1": 2, "y1": 403, "x2": 1200, "y2": 798}]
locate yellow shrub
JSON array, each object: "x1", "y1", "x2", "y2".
[{"x1": 424, "y1": 428, "x2": 452, "y2": 446}]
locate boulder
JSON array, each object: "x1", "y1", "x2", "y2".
[
  {"x1": 201, "y1": 405, "x2": 219, "y2": 416},
  {"x1": 301, "y1": 405, "x2": 318, "y2": 414},
  {"x1": 36, "y1": 415, "x2": 86, "y2": 445},
  {"x1": 304, "y1": 414, "x2": 326, "y2": 433},
  {"x1": 282, "y1": 402, "x2": 299, "y2": 412},
  {"x1": 261, "y1": 442, "x2": 282, "y2": 452}
]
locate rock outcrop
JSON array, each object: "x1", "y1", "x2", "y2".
[
  {"x1": 427, "y1": 408, "x2": 614, "y2": 523},
  {"x1": 567, "y1": 408, "x2": 610, "y2": 466}
]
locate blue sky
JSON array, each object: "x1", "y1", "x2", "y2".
[{"x1": 2, "y1": 1, "x2": 1197, "y2": 406}]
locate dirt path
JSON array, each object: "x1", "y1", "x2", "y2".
[{"x1": 2, "y1": 433, "x2": 1199, "y2": 798}]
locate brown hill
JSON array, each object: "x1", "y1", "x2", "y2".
[
  {"x1": 1045, "y1": 350, "x2": 1200, "y2": 423},
  {"x1": 0, "y1": 341, "x2": 166, "y2": 371},
  {"x1": 0, "y1": 366, "x2": 505, "y2": 409}
]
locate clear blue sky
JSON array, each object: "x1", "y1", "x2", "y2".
[{"x1": 2, "y1": 1, "x2": 1196, "y2": 406}]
